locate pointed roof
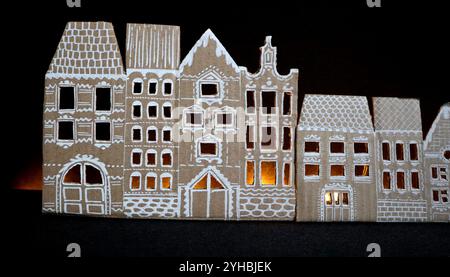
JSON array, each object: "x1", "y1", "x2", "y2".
[
  {"x1": 373, "y1": 97, "x2": 422, "y2": 132},
  {"x1": 298, "y1": 94, "x2": 374, "y2": 133},
  {"x1": 46, "y1": 22, "x2": 124, "y2": 78},
  {"x1": 179, "y1": 29, "x2": 240, "y2": 73},
  {"x1": 424, "y1": 103, "x2": 450, "y2": 151},
  {"x1": 126, "y1": 23, "x2": 180, "y2": 70}
]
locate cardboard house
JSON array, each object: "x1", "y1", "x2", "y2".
[
  {"x1": 372, "y1": 97, "x2": 428, "y2": 222},
  {"x1": 42, "y1": 21, "x2": 449, "y2": 222},
  {"x1": 423, "y1": 104, "x2": 450, "y2": 222},
  {"x1": 296, "y1": 94, "x2": 377, "y2": 221}
]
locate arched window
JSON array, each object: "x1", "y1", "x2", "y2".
[
  {"x1": 130, "y1": 172, "x2": 141, "y2": 191},
  {"x1": 132, "y1": 101, "x2": 142, "y2": 119},
  {"x1": 160, "y1": 173, "x2": 172, "y2": 190},
  {"x1": 145, "y1": 173, "x2": 157, "y2": 191},
  {"x1": 161, "y1": 149, "x2": 173, "y2": 167}
]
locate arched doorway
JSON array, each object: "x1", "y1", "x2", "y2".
[
  {"x1": 187, "y1": 168, "x2": 232, "y2": 219},
  {"x1": 60, "y1": 161, "x2": 109, "y2": 215}
]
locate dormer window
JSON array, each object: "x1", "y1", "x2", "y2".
[{"x1": 201, "y1": 83, "x2": 218, "y2": 97}]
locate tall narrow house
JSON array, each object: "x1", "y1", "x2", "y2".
[
  {"x1": 296, "y1": 94, "x2": 377, "y2": 221},
  {"x1": 123, "y1": 24, "x2": 180, "y2": 218},
  {"x1": 372, "y1": 97, "x2": 428, "y2": 222},
  {"x1": 239, "y1": 37, "x2": 298, "y2": 220},
  {"x1": 42, "y1": 22, "x2": 126, "y2": 216},
  {"x1": 424, "y1": 103, "x2": 450, "y2": 222},
  {"x1": 177, "y1": 30, "x2": 242, "y2": 219}
]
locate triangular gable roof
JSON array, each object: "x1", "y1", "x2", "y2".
[
  {"x1": 179, "y1": 29, "x2": 240, "y2": 73},
  {"x1": 186, "y1": 166, "x2": 232, "y2": 190},
  {"x1": 298, "y1": 94, "x2": 374, "y2": 133},
  {"x1": 424, "y1": 103, "x2": 450, "y2": 151},
  {"x1": 373, "y1": 97, "x2": 422, "y2": 132},
  {"x1": 46, "y1": 22, "x2": 124, "y2": 79}
]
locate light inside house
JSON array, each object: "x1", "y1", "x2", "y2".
[{"x1": 261, "y1": 161, "x2": 276, "y2": 186}]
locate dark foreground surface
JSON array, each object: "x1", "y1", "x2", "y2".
[{"x1": 6, "y1": 190, "x2": 450, "y2": 257}]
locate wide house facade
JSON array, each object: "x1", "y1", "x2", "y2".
[{"x1": 43, "y1": 21, "x2": 449, "y2": 222}]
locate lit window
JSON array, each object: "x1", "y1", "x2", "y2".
[
  {"x1": 396, "y1": 143, "x2": 404, "y2": 161},
  {"x1": 382, "y1": 142, "x2": 391, "y2": 161},
  {"x1": 261, "y1": 161, "x2": 276, "y2": 186},
  {"x1": 396, "y1": 171, "x2": 405, "y2": 190},
  {"x1": 146, "y1": 150, "x2": 156, "y2": 167},
  {"x1": 161, "y1": 175, "x2": 172, "y2": 190},
  {"x1": 355, "y1": 165, "x2": 370, "y2": 177},
  {"x1": 411, "y1": 171, "x2": 420, "y2": 189},
  {"x1": 354, "y1": 142, "x2": 368, "y2": 154},
  {"x1": 330, "y1": 165, "x2": 345, "y2": 177},
  {"x1": 145, "y1": 174, "x2": 156, "y2": 191},
  {"x1": 305, "y1": 164, "x2": 320, "y2": 177},
  {"x1": 283, "y1": 163, "x2": 291, "y2": 186},
  {"x1": 383, "y1": 171, "x2": 391, "y2": 190},
  {"x1": 325, "y1": 192, "x2": 332, "y2": 206},
  {"x1": 130, "y1": 173, "x2": 141, "y2": 191},
  {"x1": 246, "y1": 160, "x2": 255, "y2": 186},
  {"x1": 162, "y1": 151, "x2": 172, "y2": 167},
  {"x1": 409, "y1": 143, "x2": 418, "y2": 161}
]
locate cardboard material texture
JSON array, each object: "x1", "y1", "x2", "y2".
[{"x1": 42, "y1": 21, "x2": 449, "y2": 222}]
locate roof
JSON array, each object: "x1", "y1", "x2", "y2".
[
  {"x1": 298, "y1": 94, "x2": 374, "y2": 133},
  {"x1": 179, "y1": 29, "x2": 240, "y2": 73},
  {"x1": 47, "y1": 22, "x2": 124, "y2": 78},
  {"x1": 126, "y1": 24, "x2": 180, "y2": 70},
  {"x1": 424, "y1": 103, "x2": 450, "y2": 151},
  {"x1": 373, "y1": 97, "x2": 422, "y2": 131}
]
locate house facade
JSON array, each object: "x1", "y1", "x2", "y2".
[
  {"x1": 296, "y1": 95, "x2": 377, "y2": 221},
  {"x1": 42, "y1": 22, "x2": 126, "y2": 217},
  {"x1": 423, "y1": 104, "x2": 450, "y2": 222},
  {"x1": 372, "y1": 97, "x2": 428, "y2": 222}
]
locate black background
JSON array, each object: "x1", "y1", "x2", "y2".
[{"x1": 3, "y1": 0, "x2": 450, "y2": 258}]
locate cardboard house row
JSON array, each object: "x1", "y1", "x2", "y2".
[{"x1": 42, "y1": 22, "x2": 450, "y2": 222}]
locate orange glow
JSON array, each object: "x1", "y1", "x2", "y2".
[
  {"x1": 12, "y1": 162, "x2": 43, "y2": 191},
  {"x1": 193, "y1": 174, "x2": 207, "y2": 189},
  {"x1": 162, "y1": 177, "x2": 171, "y2": 189},
  {"x1": 210, "y1": 175, "x2": 224, "y2": 190},
  {"x1": 246, "y1": 161, "x2": 254, "y2": 186},
  {"x1": 261, "y1": 161, "x2": 276, "y2": 186}
]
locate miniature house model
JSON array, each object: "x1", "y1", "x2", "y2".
[{"x1": 42, "y1": 22, "x2": 449, "y2": 222}]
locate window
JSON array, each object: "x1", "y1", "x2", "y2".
[
  {"x1": 261, "y1": 91, "x2": 276, "y2": 114},
  {"x1": 305, "y1": 164, "x2": 319, "y2": 177},
  {"x1": 145, "y1": 174, "x2": 156, "y2": 190},
  {"x1": 200, "y1": 142, "x2": 217, "y2": 156},
  {"x1": 431, "y1": 166, "x2": 438, "y2": 179},
  {"x1": 132, "y1": 126, "x2": 142, "y2": 142},
  {"x1": 382, "y1": 142, "x2": 391, "y2": 161},
  {"x1": 396, "y1": 143, "x2": 404, "y2": 161},
  {"x1": 383, "y1": 171, "x2": 391, "y2": 190},
  {"x1": 261, "y1": 161, "x2": 276, "y2": 186},
  {"x1": 132, "y1": 101, "x2": 141, "y2": 119},
  {"x1": 396, "y1": 171, "x2": 405, "y2": 190},
  {"x1": 131, "y1": 150, "x2": 142, "y2": 166},
  {"x1": 325, "y1": 192, "x2": 332, "y2": 206},
  {"x1": 163, "y1": 81, "x2": 172, "y2": 95},
  {"x1": 63, "y1": 164, "x2": 81, "y2": 184},
  {"x1": 432, "y1": 166, "x2": 448, "y2": 181},
  {"x1": 305, "y1": 141, "x2": 319, "y2": 153},
  {"x1": 95, "y1": 122, "x2": 111, "y2": 141},
  {"x1": 146, "y1": 150, "x2": 156, "y2": 166},
  {"x1": 161, "y1": 150, "x2": 172, "y2": 167},
  {"x1": 163, "y1": 104, "x2": 172, "y2": 118},
  {"x1": 283, "y1": 163, "x2": 291, "y2": 186},
  {"x1": 58, "y1": 121, "x2": 74, "y2": 140},
  {"x1": 148, "y1": 103, "x2": 158, "y2": 118},
  {"x1": 148, "y1": 80, "x2": 157, "y2": 95},
  {"x1": 283, "y1": 92, "x2": 292, "y2": 115},
  {"x1": 201, "y1": 83, "x2": 218, "y2": 97},
  {"x1": 442, "y1": 190, "x2": 448, "y2": 203},
  {"x1": 246, "y1": 90, "x2": 255, "y2": 113},
  {"x1": 444, "y1": 150, "x2": 450, "y2": 161},
  {"x1": 354, "y1": 142, "x2": 368, "y2": 154},
  {"x1": 432, "y1": 190, "x2": 439, "y2": 202},
  {"x1": 409, "y1": 143, "x2": 418, "y2": 161},
  {"x1": 246, "y1": 125, "x2": 255, "y2": 149},
  {"x1": 246, "y1": 160, "x2": 255, "y2": 186},
  {"x1": 147, "y1": 127, "x2": 157, "y2": 142},
  {"x1": 330, "y1": 165, "x2": 345, "y2": 177},
  {"x1": 95, "y1": 87, "x2": 111, "y2": 111},
  {"x1": 439, "y1": 167, "x2": 448, "y2": 180},
  {"x1": 411, "y1": 171, "x2": 420, "y2": 189},
  {"x1": 59, "y1": 86, "x2": 75, "y2": 110},
  {"x1": 133, "y1": 80, "x2": 142, "y2": 94},
  {"x1": 161, "y1": 174, "x2": 172, "y2": 190},
  {"x1": 185, "y1": 112, "x2": 203, "y2": 126},
  {"x1": 282, "y1": 127, "x2": 291, "y2": 151},
  {"x1": 261, "y1": 126, "x2": 276, "y2": 150},
  {"x1": 216, "y1": 112, "x2": 233, "y2": 127},
  {"x1": 130, "y1": 172, "x2": 141, "y2": 191},
  {"x1": 330, "y1": 142, "x2": 344, "y2": 154},
  {"x1": 163, "y1": 129, "x2": 171, "y2": 142},
  {"x1": 355, "y1": 165, "x2": 370, "y2": 177}
]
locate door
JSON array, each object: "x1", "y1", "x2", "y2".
[
  {"x1": 324, "y1": 191, "x2": 351, "y2": 221},
  {"x1": 190, "y1": 172, "x2": 227, "y2": 219},
  {"x1": 61, "y1": 162, "x2": 108, "y2": 215}
]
